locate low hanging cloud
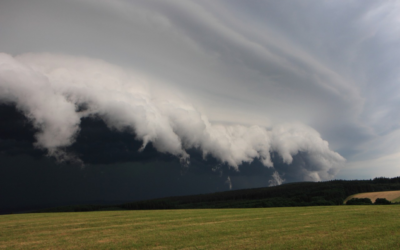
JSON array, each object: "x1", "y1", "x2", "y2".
[
  {"x1": 269, "y1": 171, "x2": 285, "y2": 187},
  {"x1": 0, "y1": 53, "x2": 345, "y2": 181},
  {"x1": 225, "y1": 176, "x2": 232, "y2": 190}
]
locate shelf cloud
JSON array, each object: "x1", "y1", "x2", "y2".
[
  {"x1": 1, "y1": 0, "x2": 400, "y2": 205},
  {"x1": 0, "y1": 53, "x2": 344, "y2": 181}
]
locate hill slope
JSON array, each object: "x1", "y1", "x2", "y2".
[
  {"x1": 35, "y1": 177, "x2": 400, "y2": 213},
  {"x1": 344, "y1": 190, "x2": 400, "y2": 203}
]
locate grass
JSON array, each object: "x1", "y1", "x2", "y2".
[
  {"x1": 392, "y1": 197, "x2": 400, "y2": 203},
  {"x1": 1, "y1": 206, "x2": 400, "y2": 249},
  {"x1": 344, "y1": 190, "x2": 400, "y2": 204}
]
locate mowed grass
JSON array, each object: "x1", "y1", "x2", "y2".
[
  {"x1": 1, "y1": 206, "x2": 400, "y2": 249},
  {"x1": 344, "y1": 190, "x2": 400, "y2": 203}
]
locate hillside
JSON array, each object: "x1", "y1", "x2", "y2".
[
  {"x1": 344, "y1": 190, "x2": 400, "y2": 203},
  {"x1": 35, "y1": 177, "x2": 400, "y2": 213}
]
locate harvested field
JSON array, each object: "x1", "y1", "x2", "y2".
[
  {"x1": 344, "y1": 190, "x2": 400, "y2": 203},
  {"x1": 1, "y1": 206, "x2": 400, "y2": 249}
]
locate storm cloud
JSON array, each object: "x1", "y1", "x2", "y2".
[
  {"x1": 0, "y1": 53, "x2": 344, "y2": 181},
  {"x1": 0, "y1": 0, "x2": 400, "y2": 207}
]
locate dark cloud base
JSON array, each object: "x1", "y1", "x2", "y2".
[{"x1": 0, "y1": 103, "x2": 315, "y2": 213}]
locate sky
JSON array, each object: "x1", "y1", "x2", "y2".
[{"x1": 1, "y1": 0, "x2": 400, "y2": 212}]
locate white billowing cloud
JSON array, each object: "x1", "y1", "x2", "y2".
[
  {"x1": 1, "y1": 0, "x2": 400, "y2": 179},
  {"x1": 0, "y1": 53, "x2": 80, "y2": 157},
  {"x1": 0, "y1": 53, "x2": 344, "y2": 180}
]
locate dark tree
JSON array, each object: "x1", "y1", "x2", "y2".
[
  {"x1": 346, "y1": 198, "x2": 372, "y2": 205},
  {"x1": 374, "y1": 198, "x2": 391, "y2": 205}
]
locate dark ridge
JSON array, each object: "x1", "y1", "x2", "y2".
[{"x1": 32, "y1": 176, "x2": 400, "y2": 213}]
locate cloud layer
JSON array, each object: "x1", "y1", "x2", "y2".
[
  {"x1": 1, "y1": 0, "x2": 399, "y2": 179},
  {"x1": 0, "y1": 53, "x2": 344, "y2": 181}
]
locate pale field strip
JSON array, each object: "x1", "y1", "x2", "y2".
[{"x1": 344, "y1": 190, "x2": 400, "y2": 203}]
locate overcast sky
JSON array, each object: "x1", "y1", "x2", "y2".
[{"x1": 1, "y1": 0, "x2": 400, "y2": 211}]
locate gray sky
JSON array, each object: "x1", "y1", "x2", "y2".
[{"x1": 1, "y1": 0, "x2": 400, "y2": 180}]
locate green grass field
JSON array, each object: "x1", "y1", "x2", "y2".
[{"x1": 1, "y1": 206, "x2": 400, "y2": 249}]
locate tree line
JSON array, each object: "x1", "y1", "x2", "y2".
[{"x1": 36, "y1": 176, "x2": 400, "y2": 212}]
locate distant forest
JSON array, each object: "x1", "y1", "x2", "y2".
[{"x1": 37, "y1": 177, "x2": 400, "y2": 213}]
